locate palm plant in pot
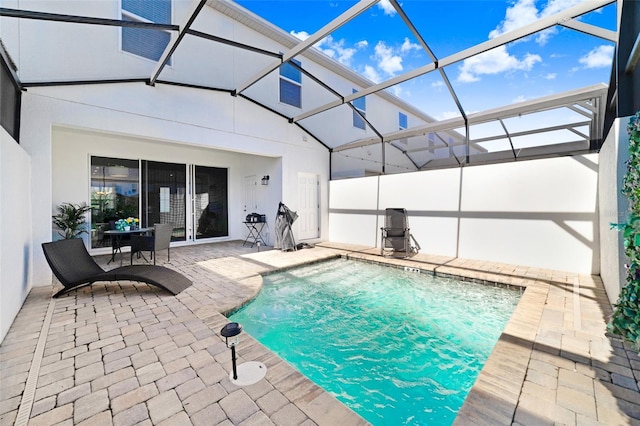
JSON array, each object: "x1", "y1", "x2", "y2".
[{"x1": 52, "y1": 202, "x2": 92, "y2": 239}]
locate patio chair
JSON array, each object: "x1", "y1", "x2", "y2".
[
  {"x1": 380, "y1": 208, "x2": 420, "y2": 258},
  {"x1": 130, "y1": 223, "x2": 173, "y2": 265},
  {"x1": 42, "y1": 238, "x2": 191, "y2": 298}
]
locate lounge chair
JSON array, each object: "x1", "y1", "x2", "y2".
[
  {"x1": 42, "y1": 238, "x2": 192, "y2": 298},
  {"x1": 380, "y1": 208, "x2": 421, "y2": 258}
]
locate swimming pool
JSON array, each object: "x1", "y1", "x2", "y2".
[{"x1": 229, "y1": 258, "x2": 521, "y2": 425}]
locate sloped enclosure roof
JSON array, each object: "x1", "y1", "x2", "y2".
[{"x1": 0, "y1": 0, "x2": 622, "y2": 174}]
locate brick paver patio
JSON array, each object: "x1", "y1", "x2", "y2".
[{"x1": 1, "y1": 241, "x2": 639, "y2": 425}]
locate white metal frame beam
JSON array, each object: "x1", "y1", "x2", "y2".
[
  {"x1": 333, "y1": 84, "x2": 608, "y2": 153},
  {"x1": 293, "y1": 0, "x2": 614, "y2": 124},
  {"x1": 560, "y1": 19, "x2": 617, "y2": 42},
  {"x1": 232, "y1": 0, "x2": 379, "y2": 96},
  {"x1": 389, "y1": 0, "x2": 467, "y2": 121}
]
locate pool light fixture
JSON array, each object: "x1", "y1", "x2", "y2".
[{"x1": 220, "y1": 322, "x2": 267, "y2": 386}]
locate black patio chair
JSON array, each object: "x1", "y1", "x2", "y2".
[
  {"x1": 130, "y1": 223, "x2": 173, "y2": 265},
  {"x1": 42, "y1": 238, "x2": 192, "y2": 298}
]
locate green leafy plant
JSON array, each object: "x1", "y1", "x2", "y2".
[
  {"x1": 609, "y1": 111, "x2": 640, "y2": 351},
  {"x1": 52, "y1": 202, "x2": 92, "y2": 239}
]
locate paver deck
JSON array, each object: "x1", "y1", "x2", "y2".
[{"x1": 1, "y1": 241, "x2": 639, "y2": 425}]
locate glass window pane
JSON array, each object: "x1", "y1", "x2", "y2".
[
  {"x1": 122, "y1": 23, "x2": 172, "y2": 63},
  {"x1": 0, "y1": 60, "x2": 19, "y2": 141},
  {"x1": 353, "y1": 111, "x2": 366, "y2": 130},
  {"x1": 279, "y1": 60, "x2": 301, "y2": 83},
  {"x1": 194, "y1": 166, "x2": 228, "y2": 239},
  {"x1": 399, "y1": 112, "x2": 407, "y2": 129},
  {"x1": 142, "y1": 161, "x2": 186, "y2": 241},
  {"x1": 280, "y1": 79, "x2": 301, "y2": 108},
  {"x1": 122, "y1": 0, "x2": 171, "y2": 24},
  {"x1": 352, "y1": 89, "x2": 366, "y2": 111},
  {"x1": 90, "y1": 157, "x2": 139, "y2": 249}
]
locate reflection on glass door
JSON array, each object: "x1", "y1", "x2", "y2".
[
  {"x1": 90, "y1": 157, "x2": 139, "y2": 249},
  {"x1": 141, "y1": 161, "x2": 187, "y2": 241},
  {"x1": 193, "y1": 165, "x2": 228, "y2": 239}
]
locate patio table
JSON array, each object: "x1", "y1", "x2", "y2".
[
  {"x1": 242, "y1": 221, "x2": 267, "y2": 247},
  {"x1": 104, "y1": 227, "x2": 153, "y2": 265}
]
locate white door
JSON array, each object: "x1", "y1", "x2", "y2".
[
  {"x1": 297, "y1": 173, "x2": 319, "y2": 240},
  {"x1": 243, "y1": 175, "x2": 257, "y2": 216}
]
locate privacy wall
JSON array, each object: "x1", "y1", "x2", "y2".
[
  {"x1": 329, "y1": 154, "x2": 600, "y2": 274},
  {"x1": 1, "y1": 128, "x2": 32, "y2": 343},
  {"x1": 599, "y1": 117, "x2": 630, "y2": 304}
]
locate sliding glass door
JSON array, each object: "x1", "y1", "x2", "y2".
[
  {"x1": 90, "y1": 156, "x2": 229, "y2": 249},
  {"x1": 90, "y1": 157, "x2": 139, "y2": 249},
  {"x1": 141, "y1": 161, "x2": 187, "y2": 241},
  {"x1": 192, "y1": 165, "x2": 228, "y2": 239}
]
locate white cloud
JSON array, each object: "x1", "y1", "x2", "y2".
[
  {"x1": 357, "y1": 37, "x2": 425, "y2": 83},
  {"x1": 437, "y1": 111, "x2": 461, "y2": 121},
  {"x1": 544, "y1": 72, "x2": 557, "y2": 80},
  {"x1": 377, "y1": 0, "x2": 396, "y2": 16},
  {"x1": 489, "y1": 0, "x2": 538, "y2": 39},
  {"x1": 534, "y1": 28, "x2": 557, "y2": 46},
  {"x1": 431, "y1": 80, "x2": 445, "y2": 88},
  {"x1": 374, "y1": 41, "x2": 403, "y2": 76},
  {"x1": 363, "y1": 65, "x2": 382, "y2": 83},
  {"x1": 540, "y1": 0, "x2": 585, "y2": 17},
  {"x1": 457, "y1": 46, "x2": 541, "y2": 83},
  {"x1": 292, "y1": 33, "x2": 368, "y2": 66},
  {"x1": 291, "y1": 31, "x2": 369, "y2": 66},
  {"x1": 578, "y1": 45, "x2": 614, "y2": 69},
  {"x1": 290, "y1": 30, "x2": 310, "y2": 41},
  {"x1": 489, "y1": 0, "x2": 583, "y2": 45},
  {"x1": 400, "y1": 38, "x2": 421, "y2": 53},
  {"x1": 512, "y1": 95, "x2": 527, "y2": 103}
]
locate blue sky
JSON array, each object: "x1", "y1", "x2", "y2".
[{"x1": 236, "y1": 0, "x2": 616, "y2": 121}]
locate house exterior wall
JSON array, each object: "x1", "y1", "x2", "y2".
[
  {"x1": 599, "y1": 117, "x2": 630, "y2": 304},
  {"x1": 1, "y1": 127, "x2": 32, "y2": 343},
  {"x1": 21, "y1": 80, "x2": 329, "y2": 289},
  {"x1": 51, "y1": 126, "x2": 281, "y2": 246},
  {"x1": 330, "y1": 154, "x2": 600, "y2": 274}
]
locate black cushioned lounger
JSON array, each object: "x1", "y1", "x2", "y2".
[{"x1": 42, "y1": 238, "x2": 192, "y2": 298}]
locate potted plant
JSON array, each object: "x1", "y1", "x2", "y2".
[{"x1": 52, "y1": 202, "x2": 92, "y2": 239}]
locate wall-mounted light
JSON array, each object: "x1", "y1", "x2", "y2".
[
  {"x1": 219, "y1": 322, "x2": 267, "y2": 386},
  {"x1": 261, "y1": 175, "x2": 270, "y2": 185}
]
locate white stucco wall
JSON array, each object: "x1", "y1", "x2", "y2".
[
  {"x1": 1, "y1": 128, "x2": 32, "y2": 343},
  {"x1": 330, "y1": 154, "x2": 600, "y2": 274},
  {"x1": 599, "y1": 117, "x2": 630, "y2": 304}
]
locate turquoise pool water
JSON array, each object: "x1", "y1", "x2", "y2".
[{"x1": 229, "y1": 258, "x2": 521, "y2": 425}]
